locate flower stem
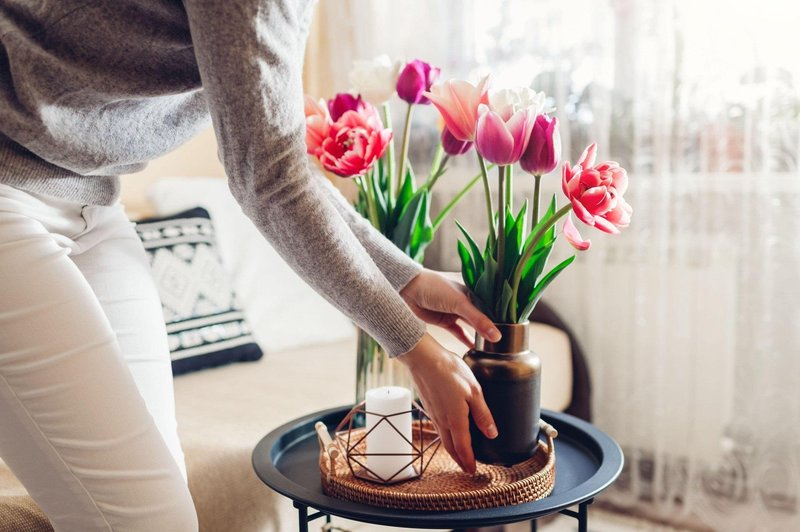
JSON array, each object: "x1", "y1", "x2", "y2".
[
  {"x1": 509, "y1": 203, "x2": 572, "y2": 321},
  {"x1": 382, "y1": 104, "x2": 395, "y2": 204},
  {"x1": 532, "y1": 174, "x2": 542, "y2": 226},
  {"x1": 496, "y1": 165, "x2": 506, "y2": 306},
  {"x1": 396, "y1": 104, "x2": 414, "y2": 195},
  {"x1": 505, "y1": 164, "x2": 513, "y2": 211},
  {"x1": 477, "y1": 153, "x2": 496, "y2": 245},
  {"x1": 423, "y1": 154, "x2": 449, "y2": 192},
  {"x1": 429, "y1": 143, "x2": 444, "y2": 182},
  {"x1": 363, "y1": 170, "x2": 381, "y2": 230},
  {"x1": 431, "y1": 168, "x2": 484, "y2": 233}
]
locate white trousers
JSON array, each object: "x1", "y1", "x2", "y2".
[{"x1": 0, "y1": 184, "x2": 197, "y2": 531}]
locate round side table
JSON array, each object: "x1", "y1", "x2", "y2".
[{"x1": 253, "y1": 406, "x2": 623, "y2": 531}]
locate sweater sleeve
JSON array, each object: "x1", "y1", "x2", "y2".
[
  {"x1": 182, "y1": 0, "x2": 425, "y2": 357},
  {"x1": 311, "y1": 169, "x2": 423, "y2": 292}
]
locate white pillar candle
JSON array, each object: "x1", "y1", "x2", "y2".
[{"x1": 365, "y1": 386, "x2": 416, "y2": 483}]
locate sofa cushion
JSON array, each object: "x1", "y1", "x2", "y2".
[
  {"x1": 135, "y1": 207, "x2": 263, "y2": 375},
  {"x1": 147, "y1": 177, "x2": 356, "y2": 353}
]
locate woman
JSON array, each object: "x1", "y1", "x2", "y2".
[{"x1": 0, "y1": 0, "x2": 501, "y2": 529}]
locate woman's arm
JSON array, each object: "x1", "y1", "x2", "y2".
[
  {"x1": 182, "y1": 0, "x2": 423, "y2": 356},
  {"x1": 182, "y1": 0, "x2": 499, "y2": 472},
  {"x1": 311, "y1": 169, "x2": 422, "y2": 291}
]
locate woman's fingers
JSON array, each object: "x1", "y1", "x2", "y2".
[
  {"x1": 449, "y1": 411, "x2": 477, "y2": 474},
  {"x1": 445, "y1": 320, "x2": 474, "y2": 348},
  {"x1": 468, "y1": 387, "x2": 499, "y2": 440},
  {"x1": 437, "y1": 427, "x2": 464, "y2": 472},
  {"x1": 455, "y1": 294, "x2": 501, "y2": 342}
]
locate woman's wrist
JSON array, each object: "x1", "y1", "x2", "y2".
[{"x1": 396, "y1": 333, "x2": 444, "y2": 370}]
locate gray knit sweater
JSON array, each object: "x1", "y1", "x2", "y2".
[{"x1": 0, "y1": 0, "x2": 426, "y2": 357}]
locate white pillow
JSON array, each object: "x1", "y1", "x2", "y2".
[{"x1": 147, "y1": 177, "x2": 355, "y2": 353}]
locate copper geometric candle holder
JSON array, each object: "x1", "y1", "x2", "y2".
[{"x1": 331, "y1": 400, "x2": 441, "y2": 485}]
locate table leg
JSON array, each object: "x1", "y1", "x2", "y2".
[
  {"x1": 293, "y1": 501, "x2": 309, "y2": 532},
  {"x1": 577, "y1": 500, "x2": 590, "y2": 532},
  {"x1": 530, "y1": 518, "x2": 538, "y2": 532}
]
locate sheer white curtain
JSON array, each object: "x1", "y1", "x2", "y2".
[{"x1": 308, "y1": 1, "x2": 800, "y2": 529}]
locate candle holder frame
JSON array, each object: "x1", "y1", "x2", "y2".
[{"x1": 329, "y1": 400, "x2": 441, "y2": 485}]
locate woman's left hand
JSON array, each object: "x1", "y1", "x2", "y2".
[{"x1": 400, "y1": 269, "x2": 501, "y2": 347}]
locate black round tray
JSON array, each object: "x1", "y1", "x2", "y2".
[{"x1": 253, "y1": 406, "x2": 623, "y2": 529}]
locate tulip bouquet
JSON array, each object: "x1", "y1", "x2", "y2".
[
  {"x1": 423, "y1": 78, "x2": 633, "y2": 323},
  {"x1": 304, "y1": 56, "x2": 483, "y2": 263},
  {"x1": 305, "y1": 56, "x2": 490, "y2": 403}
]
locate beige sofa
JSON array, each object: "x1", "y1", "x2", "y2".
[{"x1": 0, "y1": 324, "x2": 573, "y2": 532}]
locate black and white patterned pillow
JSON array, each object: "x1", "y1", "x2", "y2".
[{"x1": 135, "y1": 207, "x2": 263, "y2": 375}]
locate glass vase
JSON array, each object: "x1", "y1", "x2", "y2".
[{"x1": 354, "y1": 328, "x2": 414, "y2": 404}]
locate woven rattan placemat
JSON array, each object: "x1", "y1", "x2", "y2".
[{"x1": 316, "y1": 420, "x2": 557, "y2": 511}]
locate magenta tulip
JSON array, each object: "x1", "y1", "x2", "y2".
[
  {"x1": 475, "y1": 105, "x2": 536, "y2": 165},
  {"x1": 441, "y1": 127, "x2": 473, "y2": 156},
  {"x1": 521, "y1": 115, "x2": 561, "y2": 176},
  {"x1": 328, "y1": 93, "x2": 366, "y2": 122},
  {"x1": 396, "y1": 59, "x2": 440, "y2": 104},
  {"x1": 562, "y1": 143, "x2": 632, "y2": 234}
]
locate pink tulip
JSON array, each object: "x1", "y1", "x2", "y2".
[
  {"x1": 475, "y1": 104, "x2": 536, "y2": 165},
  {"x1": 317, "y1": 106, "x2": 392, "y2": 178},
  {"x1": 328, "y1": 93, "x2": 367, "y2": 122},
  {"x1": 441, "y1": 127, "x2": 473, "y2": 156},
  {"x1": 304, "y1": 95, "x2": 331, "y2": 156},
  {"x1": 520, "y1": 115, "x2": 561, "y2": 176},
  {"x1": 423, "y1": 76, "x2": 490, "y2": 142},
  {"x1": 563, "y1": 214, "x2": 591, "y2": 250},
  {"x1": 396, "y1": 59, "x2": 440, "y2": 105},
  {"x1": 562, "y1": 143, "x2": 632, "y2": 234}
]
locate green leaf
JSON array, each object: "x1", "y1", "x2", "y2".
[
  {"x1": 408, "y1": 190, "x2": 433, "y2": 262},
  {"x1": 391, "y1": 187, "x2": 427, "y2": 258},
  {"x1": 457, "y1": 240, "x2": 476, "y2": 289},
  {"x1": 524, "y1": 194, "x2": 557, "y2": 252},
  {"x1": 518, "y1": 255, "x2": 576, "y2": 321},
  {"x1": 355, "y1": 186, "x2": 368, "y2": 219},
  {"x1": 473, "y1": 251, "x2": 498, "y2": 319},
  {"x1": 495, "y1": 280, "x2": 514, "y2": 323},
  {"x1": 377, "y1": 156, "x2": 388, "y2": 192},
  {"x1": 455, "y1": 221, "x2": 484, "y2": 273},
  {"x1": 370, "y1": 170, "x2": 389, "y2": 232},
  {"x1": 516, "y1": 240, "x2": 554, "y2": 311},
  {"x1": 503, "y1": 201, "x2": 528, "y2": 279},
  {"x1": 386, "y1": 165, "x2": 417, "y2": 234}
]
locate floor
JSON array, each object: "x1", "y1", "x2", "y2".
[{"x1": 329, "y1": 507, "x2": 693, "y2": 531}]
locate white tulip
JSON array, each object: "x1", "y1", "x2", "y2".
[
  {"x1": 489, "y1": 87, "x2": 546, "y2": 115},
  {"x1": 349, "y1": 55, "x2": 403, "y2": 106}
]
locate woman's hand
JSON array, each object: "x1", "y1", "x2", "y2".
[
  {"x1": 398, "y1": 334, "x2": 498, "y2": 474},
  {"x1": 400, "y1": 269, "x2": 501, "y2": 346}
]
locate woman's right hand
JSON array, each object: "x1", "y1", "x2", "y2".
[{"x1": 397, "y1": 333, "x2": 498, "y2": 474}]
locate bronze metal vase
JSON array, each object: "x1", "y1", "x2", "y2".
[{"x1": 463, "y1": 322, "x2": 541, "y2": 465}]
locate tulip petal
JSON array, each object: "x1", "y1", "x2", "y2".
[
  {"x1": 577, "y1": 142, "x2": 597, "y2": 169},
  {"x1": 581, "y1": 186, "x2": 614, "y2": 214},
  {"x1": 476, "y1": 110, "x2": 514, "y2": 164},
  {"x1": 562, "y1": 162, "x2": 573, "y2": 196},
  {"x1": 476, "y1": 74, "x2": 491, "y2": 104},
  {"x1": 506, "y1": 108, "x2": 535, "y2": 162},
  {"x1": 593, "y1": 216, "x2": 621, "y2": 234},
  {"x1": 564, "y1": 214, "x2": 591, "y2": 250},
  {"x1": 611, "y1": 167, "x2": 628, "y2": 195},
  {"x1": 570, "y1": 197, "x2": 595, "y2": 226},
  {"x1": 605, "y1": 196, "x2": 632, "y2": 227}
]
